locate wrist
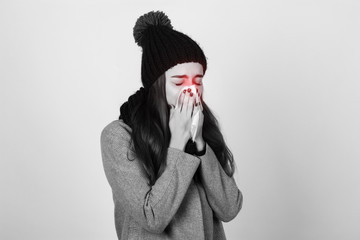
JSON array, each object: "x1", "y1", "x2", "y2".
[
  {"x1": 195, "y1": 137, "x2": 205, "y2": 152},
  {"x1": 169, "y1": 138, "x2": 186, "y2": 151},
  {"x1": 195, "y1": 140, "x2": 206, "y2": 156}
]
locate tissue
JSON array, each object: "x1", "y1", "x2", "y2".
[{"x1": 175, "y1": 85, "x2": 201, "y2": 142}]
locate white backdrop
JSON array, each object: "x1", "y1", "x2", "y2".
[{"x1": 1, "y1": 0, "x2": 359, "y2": 239}]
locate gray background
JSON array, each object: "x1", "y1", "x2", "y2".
[{"x1": 1, "y1": 0, "x2": 359, "y2": 239}]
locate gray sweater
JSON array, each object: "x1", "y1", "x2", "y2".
[{"x1": 100, "y1": 119, "x2": 243, "y2": 239}]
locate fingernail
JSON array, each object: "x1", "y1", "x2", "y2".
[
  {"x1": 183, "y1": 89, "x2": 186, "y2": 93},
  {"x1": 187, "y1": 88, "x2": 191, "y2": 92},
  {"x1": 190, "y1": 92, "x2": 193, "y2": 97},
  {"x1": 196, "y1": 88, "x2": 198, "y2": 93}
]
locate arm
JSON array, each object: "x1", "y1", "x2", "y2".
[
  {"x1": 197, "y1": 143, "x2": 243, "y2": 222},
  {"x1": 100, "y1": 122, "x2": 200, "y2": 234}
]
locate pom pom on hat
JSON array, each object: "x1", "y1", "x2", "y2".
[{"x1": 133, "y1": 11, "x2": 173, "y2": 47}]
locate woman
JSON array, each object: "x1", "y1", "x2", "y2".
[{"x1": 100, "y1": 10, "x2": 243, "y2": 240}]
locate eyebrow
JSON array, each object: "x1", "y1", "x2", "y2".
[{"x1": 171, "y1": 74, "x2": 203, "y2": 78}]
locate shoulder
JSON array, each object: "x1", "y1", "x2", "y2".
[
  {"x1": 100, "y1": 119, "x2": 132, "y2": 145},
  {"x1": 100, "y1": 119, "x2": 140, "y2": 174}
]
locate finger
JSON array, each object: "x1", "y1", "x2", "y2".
[
  {"x1": 195, "y1": 91, "x2": 200, "y2": 105},
  {"x1": 186, "y1": 89, "x2": 195, "y2": 115},
  {"x1": 193, "y1": 98, "x2": 200, "y2": 117},
  {"x1": 178, "y1": 89, "x2": 187, "y2": 112},
  {"x1": 199, "y1": 96, "x2": 203, "y2": 112},
  {"x1": 175, "y1": 90, "x2": 183, "y2": 110},
  {"x1": 182, "y1": 89, "x2": 190, "y2": 112},
  {"x1": 193, "y1": 91, "x2": 199, "y2": 109},
  {"x1": 192, "y1": 91, "x2": 199, "y2": 116}
]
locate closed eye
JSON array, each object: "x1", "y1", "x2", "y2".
[
  {"x1": 175, "y1": 82, "x2": 201, "y2": 86},
  {"x1": 172, "y1": 74, "x2": 203, "y2": 86},
  {"x1": 175, "y1": 78, "x2": 202, "y2": 86}
]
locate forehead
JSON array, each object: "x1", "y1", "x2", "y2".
[{"x1": 165, "y1": 62, "x2": 204, "y2": 76}]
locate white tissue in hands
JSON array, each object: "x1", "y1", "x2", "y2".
[
  {"x1": 176, "y1": 85, "x2": 200, "y2": 142},
  {"x1": 191, "y1": 107, "x2": 200, "y2": 142}
]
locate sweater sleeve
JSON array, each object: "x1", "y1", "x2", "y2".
[
  {"x1": 100, "y1": 121, "x2": 200, "y2": 234},
  {"x1": 198, "y1": 143, "x2": 243, "y2": 222}
]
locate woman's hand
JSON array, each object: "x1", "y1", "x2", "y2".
[{"x1": 169, "y1": 88, "x2": 196, "y2": 151}]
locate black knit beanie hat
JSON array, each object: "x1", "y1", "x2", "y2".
[{"x1": 134, "y1": 10, "x2": 207, "y2": 89}]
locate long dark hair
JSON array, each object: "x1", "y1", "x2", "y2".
[{"x1": 121, "y1": 74, "x2": 236, "y2": 186}]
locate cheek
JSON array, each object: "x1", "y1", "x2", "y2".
[{"x1": 166, "y1": 86, "x2": 180, "y2": 106}]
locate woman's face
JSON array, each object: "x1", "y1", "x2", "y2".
[{"x1": 165, "y1": 62, "x2": 204, "y2": 108}]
